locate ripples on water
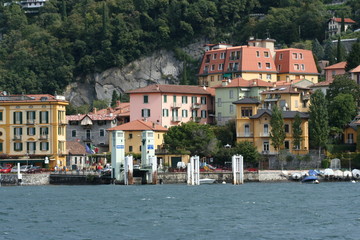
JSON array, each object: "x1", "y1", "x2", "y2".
[{"x1": 0, "y1": 182, "x2": 359, "y2": 240}]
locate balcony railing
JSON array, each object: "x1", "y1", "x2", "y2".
[
  {"x1": 26, "y1": 119, "x2": 36, "y2": 125},
  {"x1": 39, "y1": 134, "x2": 48, "y2": 140},
  {"x1": 191, "y1": 103, "x2": 201, "y2": 109},
  {"x1": 259, "y1": 132, "x2": 270, "y2": 137},
  {"x1": 301, "y1": 94, "x2": 310, "y2": 101},
  {"x1": 13, "y1": 135, "x2": 22, "y2": 140},
  {"x1": 171, "y1": 102, "x2": 182, "y2": 108},
  {"x1": 171, "y1": 116, "x2": 182, "y2": 122},
  {"x1": 237, "y1": 132, "x2": 253, "y2": 137},
  {"x1": 82, "y1": 136, "x2": 94, "y2": 142}
]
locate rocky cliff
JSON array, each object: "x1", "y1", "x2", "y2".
[{"x1": 64, "y1": 41, "x2": 206, "y2": 106}]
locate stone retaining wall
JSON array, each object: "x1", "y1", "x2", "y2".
[{"x1": 0, "y1": 173, "x2": 50, "y2": 186}]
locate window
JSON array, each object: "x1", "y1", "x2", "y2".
[
  {"x1": 13, "y1": 112, "x2": 23, "y2": 124},
  {"x1": 229, "y1": 90, "x2": 234, "y2": 99},
  {"x1": 141, "y1": 109, "x2": 151, "y2": 118},
  {"x1": 86, "y1": 130, "x2": 91, "y2": 140},
  {"x1": 201, "y1": 110, "x2": 207, "y2": 118},
  {"x1": 244, "y1": 125, "x2": 250, "y2": 136},
  {"x1": 218, "y1": 64, "x2": 224, "y2": 70},
  {"x1": 266, "y1": 74, "x2": 271, "y2": 80},
  {"x1": 279, "y1": 53, "x2": 283, "y2": 60},
  {"x1": 217, "y1": 98, "x2": 222, "y2": 107},
  {"x1": 229, "y1": 105, "x2": 234, "y2": 114},
  {"x1": 14, "y1": 142, "x2": 23, "y2": 151},
  {"x1": 241, "y1": 107, "x2": 253, "y2": 117},
  {"x1": 40, "y1": 142, "x2": 49, "y2": 151},
  {"x1": 348, "y1": 133, "x2": 354, "y2": 144},
  {"x1": 163, "y1": 95, "x2": 167, "y2": 103},
  {"x1": 201, "y1": 97, "x2": 206, "y2": 104},
  {"x1": 292, "y1": 53, "x2": 298, "y2": 59},
  {"x1": 143, "y1": 95, "x2": 149, "y2": 103},
  {"x1": 264, "y1": 124, "x2": 269, "y2": 136},
  {"x1": 173, "y1": 95, "x2": 177, "y2": 103},
  {"x1": 39, "y1": 111, "x2": 49, "y2": 124},
  {"x1": 299, "y1": 53, "x2": 303, "y2": 59},
  {"x1": 182, "y1": 110, "x2": 188, "y2": 118},
  {"x1": 27, "y1": 127, "x2": 36, "y2": 136},
  {"x1": 213, "y1": 53, "x2": 217, "y2": 60},
  {"x1": 27, "y1": 111, "x2": 36, "y2": 123},
  {"x1": 182, "y1": 96, "x2": 188, "y2": 104},
  {"x1": 294, "y1": 64, "x2": 299, "y2": 70},
  {"x1": 40, "y1": 127, "x2": 48, "y2": 136},
  {"x1": 278, "y1": 65, "x2": 281, "y2": 71},
  {"x1": 75, "y1": 157, "x2": 77, "y2": 165},
  {"x1": 284, "y1": 141, "x2": 290, "y2": 149},
  {"x1": 258, "y1": 62, "x2": 262, "y2": 68},
  {"x1": 129, "y1": 146, "x2": 133, "y2": 152},
  {"x1": 295, "y1": 100, "x2": 298, "y2": 108},
  {"x1": 27, "y1": 142, "x2": 36, "y2": 153},
  {"x1": 256, "y1": 51, "x2": 260, "y2": 57},
  {"x1": 191, "y1": 96, "x2": 197, "y2": 104},
  {"x1": 301, "y1": 64, "x2": 305, "y2": 70},
  {"x1": 14, "y1": 127, "x2": 23, "y2": 137},
  {"x1": 71, "y1": 130, "x2": 76, "y2": 137},
  {"x1": 259, "y1": 74, "x2": 262, "y2": 79},
  {"x1": 264, "y1": 51, "x2": 269, "y2": 57},
  {"x1": 217, "y1": 112, "x2": 222, "y2": 122},
  {"x1": 285, "y1": 124, "x2": 290, "y2": 133},
  {"x1": 211, "y1": 65, "x2": 215, "y2": 71},
  {"x1": 58, "y1": 126, "x2": 65, "y2": 136},
  {"x1": 210, "y1": 76, "x2": 214, "y2": 82},
  {"x1": 0, "y1": 111, "x2": 2, "y2": 121},
  {"x1": 162, "y1": 109, "x2": 169, "y2": 117},
  {"x1": 100, "y1": 129, "x2": 105, "y2": 137},
  {"x1": 266, "y1": 63, "x2": 271, "y2": 69},
  {"x1": 129, "y1": 133, "x2": 133, "y2": 139},
  {"x1": 263, "y1": 141, "x2": 269, "y2": 151},
  {"x1": 234, "y1": 62, "x2": 239, "y2": 70},
  {"x1": 0, "y1": 142, "x2": 3, "y2": 152},
  {"x1": 220, "y1": 52, "x2": 225, "y2": 59},
  {"x1": 191, "y1": 109, "x2": 198, "y2": 118}
]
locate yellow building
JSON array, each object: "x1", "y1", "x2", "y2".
[
  {"x1": 0, "y1": 94, "x2": 68, "y2": 168},
  {"x1": 107, "y1": 120, "x2": 168, "y2": 155},
  {"x1": 233, "y1": 97, "x2": 309, "y2": 155}
]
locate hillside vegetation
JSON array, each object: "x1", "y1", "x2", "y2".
[{"x1": 0, "y1": 0, "x2": 359, "y2": 95}]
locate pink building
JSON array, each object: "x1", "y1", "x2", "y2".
[
  {"x1": 350, "y1": 65, "x2": 360, "y2": 85},
  {"x1": 324, "y1": 61, "x2": 346, "y2": 82},
  {"x1": 127, "y1": 84, "x2": 215, "y2": 128}
]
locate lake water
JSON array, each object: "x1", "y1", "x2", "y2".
[{"x1": 0, "y1": 182, "x2": 359, "y2": 240}]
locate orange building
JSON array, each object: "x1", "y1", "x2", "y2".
[{"x1": 324, "y1": 61, "x2": 346, "y2": 82}]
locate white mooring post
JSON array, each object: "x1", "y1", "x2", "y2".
[
  {"x1": 150, "y1": 156, "x2": 158, "y2": 184},
  {"x1": 187, "y1": 162, "x2": 192, "y2": 185},
  {"x1": 232, "y1": 155, "x2": 244, "y2": 185},
  {"x1": 194, "y1": 155, "x2": 200, "y2": 185},
  {"x1": 124, "y1": 155, "x2": 134, "y2": 185}
]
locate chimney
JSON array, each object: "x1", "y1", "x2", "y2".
[
  {"x1": 152, "y1": 122, "x2": 155, "y2": 128},
  {"x1": 93, "y1": 108, "x2": 97, "y2": 114}
]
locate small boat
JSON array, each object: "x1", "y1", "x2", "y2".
[
  {"x1": 199, "y1": 178, "x2": 216, "y2": 184},
  {"x1": 301, "y1": 175, "x2": 319, "y2": 184},
  {"x1": 291, "y1": 172, "x2": 302, "y2": 181},
  {"x1": 352, "y1": 169, "x2": 360, "y2": 180}
]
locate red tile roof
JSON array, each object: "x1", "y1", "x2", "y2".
[
  {"x1": 350, "y1": 65, "x2": 360, "y2": 73},
  {"x1": 330, "y1": 17, "x2": 356, "y2": 24},
  {"x1": 324, "y1": 61, "x2": 347, "y2": 70},
  {"x1": 66, "y1": 113, "x2": 117, "y2": 121},
  {"x1": 0, "y1": 94, "x2": 68, "y2": 103},
  {"x1": 311, "y1": 80, "x2": 332, "y2": 87},
  {"x1": 107, "y1": 120, "x2": 168, "y2": 131},
  {"x1": 275, "y1": 48, "x2": 318, "y2": 74},
  {"x1": 127, "y1": 84, "x2": 214, "y2": 95},
  {"x1": 214, "y1": 77, "x2": 273, "y2": 88},
  {"x1": 66, "y1": 141, "x2": 86, "y2": 155}
]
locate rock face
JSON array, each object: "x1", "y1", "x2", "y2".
[{"x1": 64, "y1": 40, "x2": 206, "y2": 106}]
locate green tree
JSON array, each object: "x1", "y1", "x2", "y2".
[
  {"x1": 270, "y1": 105, "x2": 285, "y2": 152},
  {"x1": 309, "y1": 90, "x2": 329, "y2": 163},
  {"x1": 345, "y1": 38, "x2": 360, "y2": 72},
  {"x1": 164, "y1": 122, "x2": 218, "y2": 157},
  {"x1": 312, "y1": 38, "x2": 324, "y2": 60},
  {"x1": 213, "y1": 119, "x2": 236, "y2": 147},
  {"x1": 292, "y1": 112, "x2": 303, "y2": 151},
  {"x1": 92, "y1": 99, "x2": 109, "y2": 110},
  {"x1": 336, "y1": 37, "x2": 346, "y2": 63},
  {"x1": 328, "y1": 93, "x2": 357, "y2": 130},
  {"x1": 111, "y1": 90, "x2": 120, "y2": 108},
  {"x1": 323, "y1": 39, "x2": 336, "y2": 65},
  {"x1": 326, "y1": 74, "x2": 360, "y2": 104}
]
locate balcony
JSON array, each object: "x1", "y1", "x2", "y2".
[
  {"x1": 259, "y1": 132, "x2": 270, "y2": 137},
  {"x1": 191, "y1": 103, "x2": 201, "y2": 109},
  {"x1": 26, "y1": 119, "x2": 36, "y2": 125},
  {"x1": 28, "y1": 150, "x2": 36, "y2": 155},
  {"x1": 82, "y1": 136, "x2": 94, "y2": 142},
  {"x1": 236, "y1": 132, "x2": 253, "y2": 137},
  {"x1": 171, "y1": 116, "x2": 182, "y2": 122},
  {"x1": 301, "y1": 94, "x2": 310, "y2": 101},
  {"x1": 171, "y1": 102, "x2": 182, "y2": 108},
  {"x1": 229, "y1": 56, "x2": 240, "y2": 61},
  {"x1": 39, "y1": 134, "x2": 48, "y2": 140},
  {"x1": 261, "y1": 150, "x2": 277, "y2": 155},
  {"x1": 59, "y1": 119, "x2": 68, "y2": 125},
  {"x1": 13, "y1": 135, "x2": 22, "y2": 140}
]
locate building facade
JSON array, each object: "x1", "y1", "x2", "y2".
[
  {"x1": 127, "y1": 84, "x2": 215, "y2": 128},
  {"x1": 214, "y1": 78, "x2": 273, "y2": 125},
  {"x1": 327, "y1": 17, "x2": 356, "y2": 36},
  {"x1": 0, "y1": 93, "x2": 68, "y2": 168},
  {"x1": 324, "y1": 61, "x2": 346, "y2": 82},
  {"x1": 233, "y1": 98, "x2": 309, "y2": 155}
]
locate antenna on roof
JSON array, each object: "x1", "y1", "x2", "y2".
[{"x1": 266, "y1": 29, "x2": 270, "y2": 39}]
